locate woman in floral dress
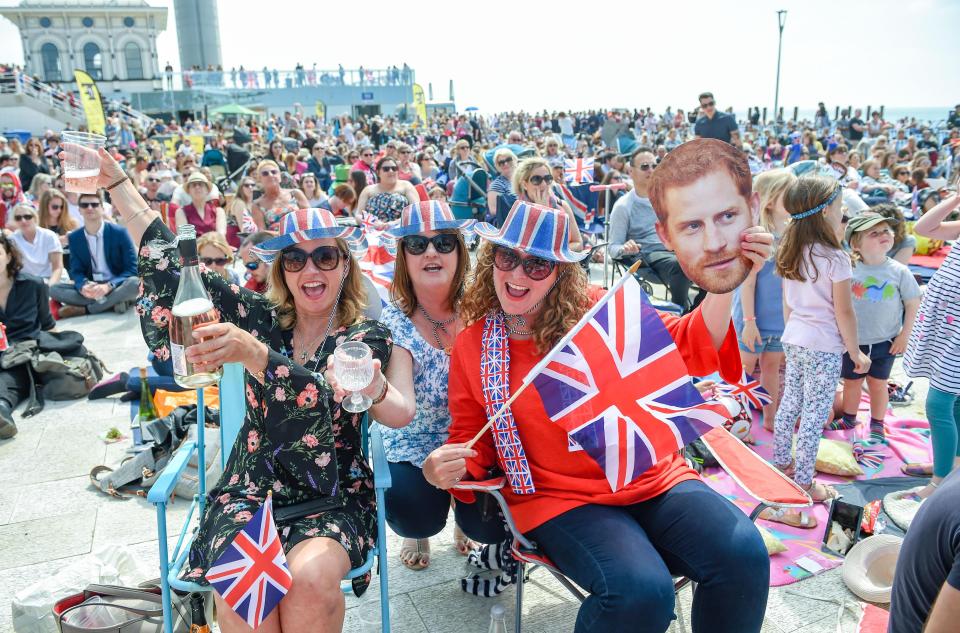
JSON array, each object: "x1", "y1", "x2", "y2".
[{"x1": 63, "y1": 143, "x2": 416, "y2": 633}]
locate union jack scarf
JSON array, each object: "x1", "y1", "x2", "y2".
[{"x1": 480, "y1": 312, "x2": 535, "y2": 494}]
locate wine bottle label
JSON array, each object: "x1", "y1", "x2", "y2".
[{"x1": 171, "y1": 342, "x2": 187, "y2": 376}]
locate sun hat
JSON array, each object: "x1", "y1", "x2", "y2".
[
  {"x1": 384, "y1": 200, "x2": 475, "y2": 239},
  {"x1": 845, "y1": 211, "x2": 898, "y2": 243},
  {"x1": 840, "y1": 534, "x2": 903, "y2": 602},
  {"x1": 185, "y1": 171, "x2": 211, "y2": 190},
  {"x1": 473, "y1": 200, "x2": 588, "y2": 263},
  {"x1": 251, "y1": 208, "x2": 365, "y2": 263}
]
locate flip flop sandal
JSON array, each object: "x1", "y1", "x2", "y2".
[
  {"x1": 806, "y1": 480, "x2": 839, "y2": 503},
  {"x1": 901, "y1": 462, "x2": 933, "y2": 477},
  {"x1": 760, "y1": 506, "x2": 818, "y2": 529},
  {"x1": 399, "y1": 538, "x2": 429, "y2": 571}
]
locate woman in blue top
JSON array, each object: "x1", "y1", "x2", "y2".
[
  {"x1": 378, "y1": 201, "x2": 507, "y2": 570},
  {"x1": 734, "y1": 169, "x2": 795, "y2": 433}
]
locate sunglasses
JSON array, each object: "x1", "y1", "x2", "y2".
[
  {"x1": 493, "y1": 245, "x2": 556, "y2": 281},
  {"x1": 402, "y1": 233, "x2": 458, "y2": 255},
  {"x1": 399, "y1": 150, "x2": 412, "y2": 154},
  {"x1": 14, "y1": 214, "x2": 34, "y2": 221},
  {"x1": 244, "y1": 260, "x2": 262, "y2": 270},
  {"x1": 146, "y1": 177, "x2": 161, "y2": 183},
  {"x1": 529, "y1": 174, "x2": 554, "y2": 186},
  {"x1": 241, "y1": 183, "x2": 254, "y2": 188},
  {"x1": 497, "y1": 158, "x2": 515, "y2": 166},
  {"x1": 635, "y1": 162, "x2": 655, "y2": 171},
  {"x1": 362, "y1": 153, "x2": 374, "y2": 157},
  {"x1": 201, "y1": 257, "x2": 230, "y2": 266},
  {"x1": 79, "y1": 201, "x2": 101, "y2": 209},
  {"x1": 48, "y1": 203, "x2": 64, "y2": 210},
  {"x1": 379, "y1": 165, "x2": 399, "y2": 172},
  {"x1": 701, "y1": 101, "x2": 716, "y2": 108},
  {"x1": 280, "y1": 245, "x2": 345, "y2": 272}
]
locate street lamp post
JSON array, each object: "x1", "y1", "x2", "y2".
[{"x1": 773, "y1": 10, "x2": 787, "y2": 130}]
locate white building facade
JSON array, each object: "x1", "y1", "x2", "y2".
[{"x1": 0, "y1": 0, "x2": 168, "y2": 93}]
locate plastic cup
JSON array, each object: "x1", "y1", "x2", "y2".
[
  {"x1": 62, "y1": 131, "x2": 106, "y2": 194},
  {"x1": 356, "y1": 599, "x2": 389, "y2": 633}
]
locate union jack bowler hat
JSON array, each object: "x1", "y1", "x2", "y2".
[
  {"x1": 384, "y1": 200, "x2": 475, "y2": 238},
  {"x1": 252, "y1": 208, "x2": 366, "y2": 263},
  {"x1": 474, "y1": 200, "x2": 588, "y2": 263}
]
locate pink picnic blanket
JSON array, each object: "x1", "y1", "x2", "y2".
[{"x1": 701, "y1": 400, "x2": 932, "y2": 587}]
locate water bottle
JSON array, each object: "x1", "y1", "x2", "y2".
[{"x1": 488, "y1": 604, "x2": 507, "y2": 633}]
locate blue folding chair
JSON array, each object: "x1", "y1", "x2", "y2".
[{"x1": 149, "y1": 362, "x2": 392, "y2": 633}]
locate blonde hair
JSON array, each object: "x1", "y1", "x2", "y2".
[
  {"x1": 460, "y1": 242, "x2": 591, "y2": 354},
  {"x1": 196, "y1": 232, "x2": 234, "y2": 259},
  {"x1": 493, "y1": 148, "x2": 517, "y2": 169},
  {"x1": 512, "y1": 157, "x2": 550, "y2": 197},
  {"x1": 38, "y1": 188, "x2": 76, "y2": 235},
  {"x1": 390, "y1": 229, "x2": 469, "y2": 316},
  {"x1": 255, "y1": 159, "x2": 281, "y2": 182},
  {"x1": 264, "y1": 239, "x2": 367, "y2": 330},
  {"x1": 752, "y1": 169, "x2": 796, "y2": 233}
]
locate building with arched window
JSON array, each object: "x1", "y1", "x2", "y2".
[{"x1": 0, "y1": 0, "x2": 168, "y2": 93}]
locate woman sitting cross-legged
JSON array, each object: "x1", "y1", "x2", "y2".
[
  {"x1": 64, "y1": 142, "x2": 418, "y2": 633},
  {"x1": 423, "y1": 201, "x2": 772, "y2": 632},
  {"x1": 377, "y1": 201, "x2": 508, "y2": 571}
]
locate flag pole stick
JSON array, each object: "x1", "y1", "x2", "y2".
[{"x1": 465, "y1": 262, "x2": 644, "y2": 450}]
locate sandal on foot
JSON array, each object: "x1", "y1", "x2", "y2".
[
  {"x1": 760, "y1": 506, "x2": 818, "y2": 529},
  {"x1": 804, "y1": 480, "x2": 839, "y2": 503},
  {"x1": 453, "y1": 525, "x2": 476, "y2": 556},
  {"x1": 901, "y1": 462, "x2": 933, "y2": 477},
  {"x1": 399, "y1": 538, "x2": 430, "y2": 570}
]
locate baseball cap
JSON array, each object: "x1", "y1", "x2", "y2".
[{"x1": 845, "y1": 211, "x2": 897, "y2": 243}]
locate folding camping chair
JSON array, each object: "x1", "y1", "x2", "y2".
[
  {"x1": 149, "y1": 363, "x2": 392, "y2": 633},
  {"x1": 453, "y1": 427, "x2": 812, "y2": 633},
  {"x1": 609, "y1": 252, "x2": 670, "y2": 301}
]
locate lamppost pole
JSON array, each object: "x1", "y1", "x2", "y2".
[{"x1": 773, "y1": 10, "x2": 787, "y2": 129}]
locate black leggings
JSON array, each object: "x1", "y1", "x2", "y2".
[{"x1": 384, "y1": 461, "x2": 509, "y2": 544}]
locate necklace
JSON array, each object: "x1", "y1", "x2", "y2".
[
  {"x1": 417, "y1": 304, "x2": 457, "y2": 354},
  {"x1": 501, "y1": 271, "x2": 567, "y2": 338},
  {"x1": 292, "y1": 271, "x2": 346, "y2": 368}
]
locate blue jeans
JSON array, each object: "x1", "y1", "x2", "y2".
[
  {"x1": 385, "y1": 461, "x2": 509, "y2": 544},
  {"x1": 526, "y1": 480, "x2": 769, "y2": 633}
]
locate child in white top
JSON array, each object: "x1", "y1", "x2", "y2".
[{"x1": 773, "y1": 177, "x2": 870, "y2": 507}]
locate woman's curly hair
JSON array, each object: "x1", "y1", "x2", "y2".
[{"x1": 460, "y1": 242, "x2": 592, "y2": 353}]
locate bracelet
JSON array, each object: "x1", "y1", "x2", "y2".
[
  {"x1": 126, "y1": 207, "x2": 152, "y2": 222},
  {"x1": 370, "y1": 374, "x2": 389, "y2": 405},
  {"x1": 105, "y1": 175, "x2": 130, "y2": 191},
  {"x1": 743, "y1": 316, "x2": 757, "y2": 322}
]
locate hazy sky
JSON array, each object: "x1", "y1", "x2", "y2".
[{"x1": 1, "y1": 0, "x2": 957, "y2": 113}]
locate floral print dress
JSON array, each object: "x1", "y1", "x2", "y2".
[{"x1": 136, "y1": 218, "x2": 391, "y2": 588}]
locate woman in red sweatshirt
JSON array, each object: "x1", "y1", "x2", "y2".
[{"x1": 423, "y1": 201, "x2": 771, "y2": 633}]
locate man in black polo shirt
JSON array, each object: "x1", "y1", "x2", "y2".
[
  {"x1": 848, "y1": 108, "x2": 865, "y2": 143},
  {"x1": 889, "y1": 470, "x2": 960, "y2": 632},
  {"x1": 694, "y1": 92, "x2": 740, "y2": 145}
]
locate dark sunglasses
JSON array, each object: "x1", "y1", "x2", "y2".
[
  {"x1": 14, "y1": 214, "x2": 34, "y2": 221},
  {"x1": 402, "y1": 233, "x2": 458, "y2": 255},
  {"x1": 362, "y1": 152, "x2": 374, "y2": 157},
  {"x1": 280, "y1": 245, "x2": 344, "y2": 272},
  {"x1": 701, "y1": 101, "x2": 716, "y2": 108},
  {"x1": 493, "y1": 246, "x2": 556, "y2": 281},
  {"x1": 146, "y1": 177, "x2": 161, "y2": 183},
  {"x1": 244, "y1": 260, "x2": 262, "y2": 270},
  {"x1": 497, "y1": 158, "x2": 515, "y2": 166},
  {"x1": 635, "y1": 162, "x2": 655, "y2": 171},
  {"x1": 529, "y1": 174, "x2": 554, "y2": 186},
  {"x1": 79, "y1": 201, "x2": 101, "y2": 209},
  {"x1": 48, "y1": 203, "x2": 64, "y2": 210},
  {"x1": 379, "y1": 165, "x2": 399, "y2": 172},
  {"x1": 201, "y1": 257, "x2": 229, "y2": 266}
]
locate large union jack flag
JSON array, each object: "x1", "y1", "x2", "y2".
[
  {"x1": 205, "y1": 495, "x2": 292, "y2": 629},
  {"x1": 358, "y1": 229, "x2": 397, "y2": 305},
  {"x1": 526, "y1": 275, "x2": 730, "y2": 491},
  {"x1": 716, "y1": 370, "x2": 772, "y2": 412},
  {"x1": 564, "y1": 158, "x2": 595, "y2": 184}
]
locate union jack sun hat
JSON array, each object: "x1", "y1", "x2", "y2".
[
  {"x1": 473, "y1": 200, "x2": 588, "y2": 263},
  {"x1": 252, "y1": 208, "x2": 366, "y2": 263},
  {"x1": 384, "y1": 200, "x2": 475, "y2": 239}
]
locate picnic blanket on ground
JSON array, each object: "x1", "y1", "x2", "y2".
[{"x1": 701, "y1": 397, "x2": 932, "y2": 586}]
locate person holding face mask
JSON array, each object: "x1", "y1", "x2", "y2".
[
  {"x1": 250, "y1": 159, "x2": 309, "y2": 231},
  {"x1": 423, "y1": 198, "x2": 774, "y2": 631},
  {"x1": 60, "y1": 141, "x2": 418, "y2": 633}
]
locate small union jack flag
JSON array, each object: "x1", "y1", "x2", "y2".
[
  {"x1": 205, "y1": 494, "x2": 292, "y2": 629},
  {"x1": 564, "y1": 158, "x2": 595, "y2": 184},
  {"x1": 716, "y1": 371, "x2": 772, "y2": 412},
  {"x1": 358, "y1": 230, "x2": 396, "y2": 305}
]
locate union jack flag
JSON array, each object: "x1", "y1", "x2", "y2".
[
  {"x1": 358, "y1": 230, "x2": 396, "y2": 304},
  {"x1": 715, "y1": 371, "x2": 772, "y2": 412},
  {"x1": 525, "y1": 275, "x2": 730, "y2": 491},
  {"x1": 205, "y1": 494, "x2": 292, "y2": 629},
  {"x1": 564, "y1": 158, "x2": 595, "y2": 184}
]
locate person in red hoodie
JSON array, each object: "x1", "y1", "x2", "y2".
[
  {"x1": 424, "y1": 140, "x2": 774, "y2": 633},
  {"x1": 0, "y1": 171, "x2": 25, "y2": 228}
]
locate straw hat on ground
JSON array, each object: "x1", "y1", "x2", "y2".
[{"x1": 841, "y1": 534, "x2": 903, "y2": 603}]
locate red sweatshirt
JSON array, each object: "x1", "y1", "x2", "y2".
[{"x1": 447, "y1": 305, "x2": 742, "y2": 533}]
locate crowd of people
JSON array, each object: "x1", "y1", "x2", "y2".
[{"x1": 1, "y1": 93, "x2": 960, "y2": 633}]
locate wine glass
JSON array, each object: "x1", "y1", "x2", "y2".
[{"x1": 334, "y1": 341, "x2": 374, "y2": 413}]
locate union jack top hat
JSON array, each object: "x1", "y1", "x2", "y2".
[
  {"x1": 384, "y1": 200, "x2": 475, "y2": 238},
  {"x1": 474, "y1": 200, "x2": 588, "y2": 263},
  {"x1": 252, "y1": 208, "x2": 366, "y2": 263}
]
